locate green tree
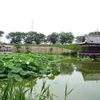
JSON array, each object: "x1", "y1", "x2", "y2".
[
  {"x1": 23, "y1": 32, "x2": 45, "y2": 45},
  {"x1": 34, "y1": 33, "x2": 46, "y2": 45},
  {"x1": 14, "y1": 44, "x2": 21, "y2": 53},
  {"x1": 6, "y1": 32, "x2": 24, "y2": 44},
  {"x1": 23, "y1": 31, "x2": 37, "y2": 44},
  {"x1": 0, "y1": 31, "x2": 4, "y2": 37},
  {"x1": 75, "y1": 35, "x2": 85, "y2": 43},
  {"x1": 0, "y1": 31, "x2": 4, "y2": 42},
  {"x1": 89, "y1": 31, "x2": 100, "y2": 35},
  {"x1": 59, "y1": 32, "x2": 74, "y2": 44},
  {"x1": 47, "y1": 32, "x2": 59, "y2": 44}
]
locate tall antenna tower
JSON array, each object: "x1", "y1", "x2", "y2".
[{"x1": 31, "y1": 21, "x2": 34, "y2": 31}]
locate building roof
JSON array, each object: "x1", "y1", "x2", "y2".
[{"x1": 84, "y1": 35, "x2": 100, "y2": 44}]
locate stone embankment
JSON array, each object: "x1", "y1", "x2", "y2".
[{"x1": 21, "y1": 46, "x2": 72, "y2": 54}]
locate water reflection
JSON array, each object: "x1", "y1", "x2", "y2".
[
  {"x1": 59, "y1": 63, "x2": 74, "y2": 75},
  {"x1": 46, "y1": 62, "x2": 100, "y2": 100},
  {"x1": 77, "y1": 62, "x2": 100, "y2": 81}
]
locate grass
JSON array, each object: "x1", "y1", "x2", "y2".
[
  {"x1": 0, "y1": 79, "x2": 73, "y2": 100},
  {"x1": 54, "y1": 44, "x2": 81, "y2": 52},
  {"x1": 64, "y1": 83, "x2": 73, "y2": 100},
  {"x1": 1, "y1": 79, "x2": 26, "y2": 100}
]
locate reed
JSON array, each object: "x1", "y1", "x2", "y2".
[
  {"x1": 1, "y1": 80, "x2": 73, "y2": 100},
  {"x1": 64, "y1": 83, "x2": 73, "y2": 100}
]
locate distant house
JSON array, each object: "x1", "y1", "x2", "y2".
[
  {"x1": 0, "y1": 44, "x2": 13, "y2": 53},
  {"x1": 79, "y1": 34, "x2": 100, "y2": 58}
]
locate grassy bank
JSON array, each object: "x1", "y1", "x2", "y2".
[{"x1": 54, "y1": 44, "x2": 81, "y2": 51}]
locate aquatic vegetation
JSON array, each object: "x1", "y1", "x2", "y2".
[
  {"x1": 64, "y1": 83, "x2": 73, "y2": 100},
  {"x1": 0, "y1": 79, "x2": 73, "y2": 100},
  {"x1": 0, "y1": 53, "x2": 99, "y2": 100},
  {"x1": 0, "y1": 79, "x2": 35, "y2": 100},
  {"x1": 0, "y1": 53, "x2": 65, "y2": 81},
  {"x1": 0, "y1": 53, "x2": 94, "y2": 81},
  {"x1": 0, "y1": 79, "x2": 53, "y2": 100}
]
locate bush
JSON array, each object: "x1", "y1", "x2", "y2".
[
  {"x1": 61, "y1": 52, "x2": 70, "y2": 56},
  {"x1": 70, "y1": 51, "x2": 77, "y2": 57}
]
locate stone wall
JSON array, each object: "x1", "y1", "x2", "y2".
[
  {"x1": 0, "y1": 45, "x2": 72, "y2": 54},
  {"x1": 20, "y1": 46, "x2": 71, "y2": 54}
]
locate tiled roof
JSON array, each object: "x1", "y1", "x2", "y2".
[{"x1": 84, "y1": 35, "x2": 100, "y2": 44}]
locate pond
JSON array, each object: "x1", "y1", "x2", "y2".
[
  {"x1": 34, "y1": 62, "x2": 100, "y2": 100},
  {"x1": 0, "y1": 61, "x2": 100, "y2": 100}
]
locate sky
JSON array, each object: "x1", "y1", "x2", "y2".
[{"x1": 0, "y1": 0, "x2": 100, "y2": 42}]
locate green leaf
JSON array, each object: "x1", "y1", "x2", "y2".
[
  {"x1": 7, "y1": 73, "x2": 23, "y2": 82},
  {"x1": 11, "y1": 67, "x2": 22, "y2": 74},
  {"x1": 14, "y1": 74, "x2": 23, "y2": 82},
  {"x1": 20, "y1": 70, "x2": 36, "y2": 77},
  {"x1": 5, "y1": 62, "x2": 14, "y2": 69},
  {"x1": 0, "y1": 67, "x2": 5, "y2": 74},
  {"x1": 0, "y1": 74, "x2": 7, "y2": 78}
]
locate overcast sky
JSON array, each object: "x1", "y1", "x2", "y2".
[{"x1": 0, "y1": 0, "x2": 100, "y2": 42}]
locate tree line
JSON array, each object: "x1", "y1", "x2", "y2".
[
  {"x1": 0, "y1": 30, "x2": 100, "y2": 44},
  {"x1": 0, "y1": 31, "x2": 74, "y2": 44}
]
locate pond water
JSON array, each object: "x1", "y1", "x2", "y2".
[
  {"x1": 0, "y1": 62, "x2": 100, "y2": 100},
  {"x1": 34, "y1": 62, "x2": 100, "y2": 100}
]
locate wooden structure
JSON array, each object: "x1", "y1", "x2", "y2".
[{"x1": 79, "y1": 35, "x2": 100, "y2": 58}]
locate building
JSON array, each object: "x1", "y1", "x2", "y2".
[
  {"x1": 0, "y1": 44, "x2": 13, "y2": 53},
  {"x1": 79, "y1": 34, "x2": 100, "y2": 58}
]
